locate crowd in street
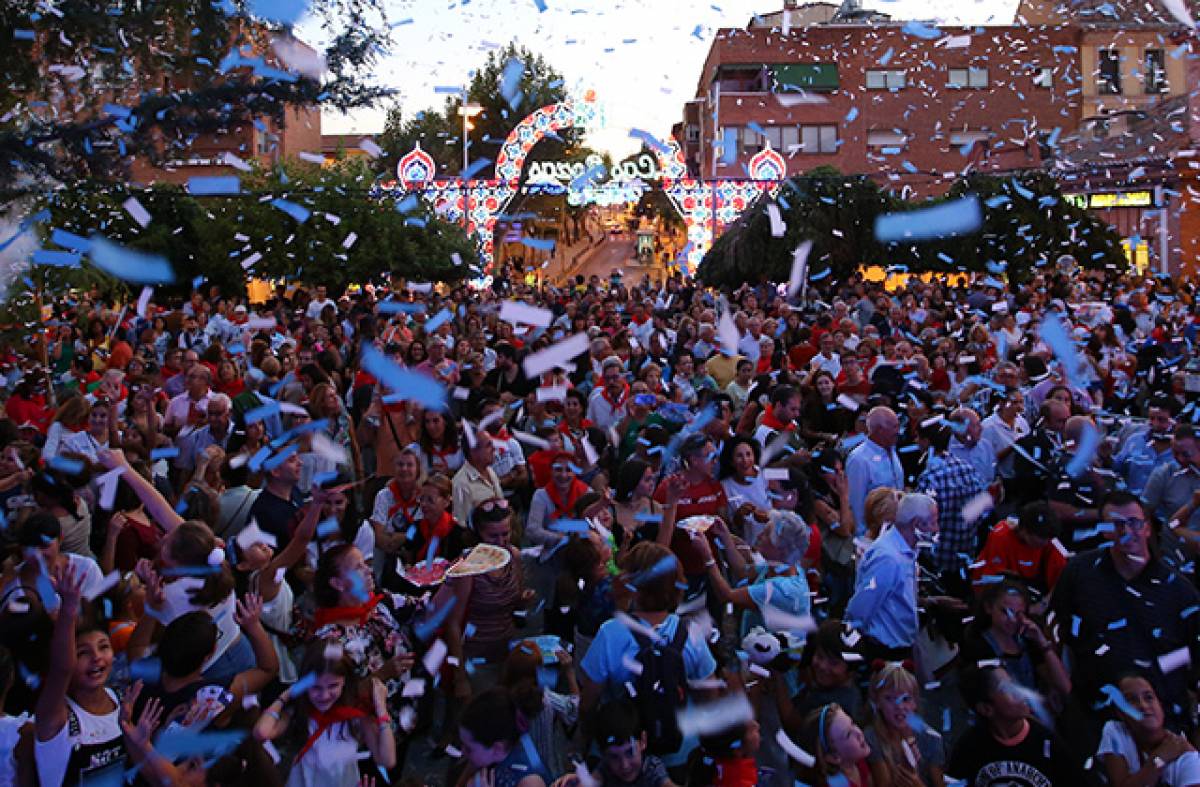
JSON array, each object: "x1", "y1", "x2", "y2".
[{"x1": 0, "y1": 258, "x2": 1199, "y2": 787}]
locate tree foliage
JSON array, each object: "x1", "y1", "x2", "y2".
[
  {"x1": 1, "y1": 0, "x2": 394, "y2": 199},
  {"x1": 376, "y1": 43, "x2": 578, "y2": 181},
  {"x1": 697, "y1": 168, "x2": 1127, "y2": 287},
  {"x1": 26, "y1": 157, "x2": 476, "y2": 302}
]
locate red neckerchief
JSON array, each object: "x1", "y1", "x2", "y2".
[
  {"x1": 714, "y1": 756, "x2": 758, "y2": 787},
  {"x1": 760, "y1": 405, "x2": 794, "y2": 432},
  {"x1": 493, "y1": 427, "x2": 512, "y2": 440},
  {"x1": 296, "y1": 705, "x2": 370, "y2": 760},
  {"x1": 385, "y1": 480, "x2": 419, "y2": 524},
  {"x1": 545, "y1": 478, "x2": 589, "y2": 519},
  {"x1": 313, "y1": 592, "x2": 384, "y2": 627},
  {"x1": 419, "y1": 510, "x2": 455, "y2": 544},
  {"x1": 601, "y1": 383, "x2": 630, "y2": 411},
  {"x1": 556, "y1": 418, "x2": 593, "y2": 436}
]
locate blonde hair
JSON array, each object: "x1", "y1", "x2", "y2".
[
  {"x1": 865, "y1": 487, "x2": 899, "y2": 540},
  {"x1": 866, "y1": 663, "x2": 924, "y2": 787}
]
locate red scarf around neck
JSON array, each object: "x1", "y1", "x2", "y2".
[
  {"x1": 419, "y1": 510, "x2": 455, "y2": 545},
  {"x1": 385, "y1": 480, "x2": 419, "y2": 524},
  {"x1": 296, "y1": 704, "x2": 369, "y2": 760},
  {"x1": 313, "y1": 592, "x2": 384, "y2": 627},
  {"x1": 601, "y1": 383, "x2": 630, "y2": 411},
  {"x1": 760, "y1": 405, "x2": 794, "y2": 433},
  {"x1": 546, "y1": 477, "x2": 589, "y2": 519}
]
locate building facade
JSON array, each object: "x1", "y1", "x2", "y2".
[{"x1": 679, "y1": 0, "x2": 1198, "y2": 269}]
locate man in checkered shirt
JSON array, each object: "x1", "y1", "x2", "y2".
[{"x1": 916, "y1": 419, "x2": 991, "y2": 593}]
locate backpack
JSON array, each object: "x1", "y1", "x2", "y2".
[{"x1": 630, "y1": 617, "x2": 690, "y2": 755}]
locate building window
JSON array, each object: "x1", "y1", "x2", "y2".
[
  {"x1": 866, "y1": 69, "x2": 906, "y2": 90},
  {"x1": 715, "y1": 66, "x2": 769, "y2": 93},
  {"x1": 1144, "y1": 49, "x2": 1168, "y2": 93},
  {"x1": 773, "y1": 63, "x2": 839, "y2": 92},
  {"x1": 1098, "y1": 49, "x2": 1122, "y2": 94},
  {"x1": 1032, "y1": 66, "x2": 1053, "y2": 88},
  {"x1": 950, "y1": 129, "x2": 991, "y2": 150},
  {"x1": 685, "y1": 124, "x2": 699, "y2": 143},
  {"x1": 948, "y1": 67, "x2": 989, "y2": 88},
  {"x1": 800, "y1": 125, "x2": 837, "y2": 154},
  {"x1": 866, "y1": 129, "x2": 908, "y2": 149}
]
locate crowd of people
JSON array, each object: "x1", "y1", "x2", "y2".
[{"x1": 0, "y1": 259, "x2": 1198, "y2": 787}]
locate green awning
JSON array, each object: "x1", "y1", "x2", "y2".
[{"x1": 773, "y1": 63, "x2": 839, "y2": 92}]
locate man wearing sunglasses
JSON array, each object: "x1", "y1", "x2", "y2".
[{"x1": 1053, "y1": 490, "x2": 1200, "y2": 765}]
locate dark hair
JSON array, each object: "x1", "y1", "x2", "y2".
[
  {"x1": 159, "y1": 611, "x2": 218, "y2": 678},
  {"x1": 0, "y1": 644, "x2": 14, "y2": 699},
  {"x1": 1100, "y1": 490, "x2": 1146, "y2": 519},
  {"x1": 770, "y1": 384, "x2": 799, "y2": 409},
  {"x1": 280, "y1": 642, "x2": 362, "y2": 754},
  {"x1": 594, "y1": 700, "x2": 643, "y2": 748},
  {"x1": 163, "y1": 521, "x2": 235, "y2": 607},
  {"x1": 17, "y1": 511, "x2": 61, "y2": 548},
  {"x1": 1174, "y1": 424, "x2": 1198, "y2": 442},
  {"x1": 618, "y1": 541, "x2": 682, "y2": 612},
  {"x1": 313, "y1": 543, "x2": 357, "y2": 609},
  {"x1": 718, "y1": 434, "x2": 760, "y2": 481},
  {"x1": 470, "y1": 498, "x2": 511, "y2": 535},
  {"x1": 614, "y1": 458, "x2": 654, "y2": 503},
  {"x1": 565, "y1": 388, "x2": 587, "y2": 409},
  {"x1": 678, "y1": 433, "x2": 712, "y2": 465},
  {"x1": 959, "y1": 664, "x2": 1004, "y2": 710},
  {"x1": 1017, "y1": 502, "x2": 1060, "y2": 540},
  {"x1": 460, "y1": 687, "x2": 524, "y2": 749}
]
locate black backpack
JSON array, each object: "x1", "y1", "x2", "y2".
[{"x1": 630, "y1": 618, "x2": 690, "y2": 755}]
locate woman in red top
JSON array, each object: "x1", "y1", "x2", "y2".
[
  {"x1": 654, "y1": 433, "x2": 726, "y2": 581},
  {"x1": 215, "y1": 359, "x2": 245, "y2": 397}
]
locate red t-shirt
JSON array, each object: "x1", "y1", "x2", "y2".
[
  {"x1": 973, "y1": 521, "x2": 1067, "y2": 592},
  {"x1": 654, "y1": 477, "x2": 728, "y2": 575}
]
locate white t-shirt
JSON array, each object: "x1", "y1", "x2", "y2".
[
  {"x1": 35, "y1": 690, "x2": 123, "y2": 787},
  {"x1": 1098, "y1": 720, "x2": 1200, "y2": 787},
  {"x1": 2, "y1": 553, "x2": 106, "y2": 616},
  {"x1": 0, "y1": 713, "x2": 29, "y2": 787}
]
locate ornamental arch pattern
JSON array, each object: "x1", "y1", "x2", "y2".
[{"x1": 381, "y1": 95, "x2": 787, "y2": 276}]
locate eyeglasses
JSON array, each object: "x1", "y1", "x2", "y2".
[{"x1": 1108, "y1": 517, "x2": 1148, "y2": 533}]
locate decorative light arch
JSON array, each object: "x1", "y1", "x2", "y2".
[{"x1": 379, "y1": 93, "x2": 787, "y2": 277}]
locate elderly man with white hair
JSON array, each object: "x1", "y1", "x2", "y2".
[
  {"x1": 845, "y1": 492, "x2": 938, "y2": 662},
  {"x1": 586, "y1": 356, "x2": 629, "y2": 432},
  {"x1": 845, "y1": 406, "x2": 904, "y2": 534}
]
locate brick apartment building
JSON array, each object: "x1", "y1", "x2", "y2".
[
  {"x1": 678, "y1": 0, "x2": 1196, "y2": 191},
  {"x1": 676, "y1": 0, "x2": 1198, "y2": 268}
]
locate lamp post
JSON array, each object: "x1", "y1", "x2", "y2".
[{"x1": 458, "y1": 102, "x2": 482, "y2": 174}]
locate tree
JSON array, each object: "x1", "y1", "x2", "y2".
[
  {"x1": 377, "y1": 43, "x2": 577, "y2": 181},
  {"x1": 1, "y1": 0, "x2": 394, "y2": 201},
  {"x1": 27, "y1": 157, "x2": 477, "y2": 300},
  {"x1": 697, "y1": 167, "x2": 1127, "y2": 287}
]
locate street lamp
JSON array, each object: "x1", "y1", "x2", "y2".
[{"x1": 458, "y1": 102, "x2": 482, "y2": 174}]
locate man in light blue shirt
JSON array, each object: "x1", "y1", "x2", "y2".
[
  {"x1": 948, "y1": 408, "x2": 997, "y2": 485},
  {"x1": 846, "y1": 493, "x2": 938, "y2": 659},
  {"x1": 1112, "y1": 398, "x2": 1175, "y2": 495},
  {"x1": 846, "y1": 406, "x2": 904, "y2": 534}
]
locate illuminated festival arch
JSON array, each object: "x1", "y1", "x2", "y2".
[{"x1": 382, "y1": 94, "x2": 787, "y2": 276}]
